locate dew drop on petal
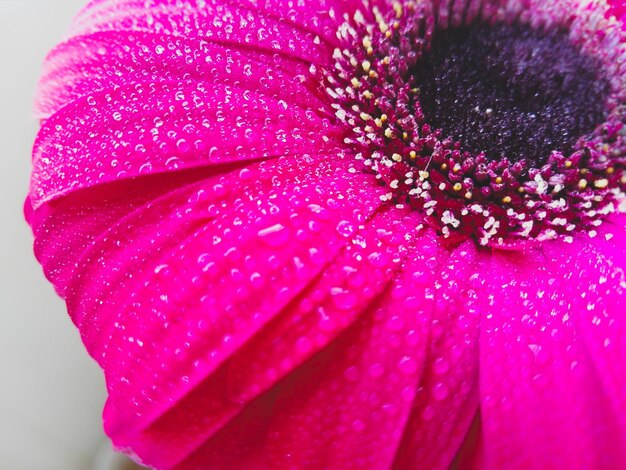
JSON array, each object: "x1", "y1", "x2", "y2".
[
  {"x1": 398, "y1": 356, "x2": 419, "y2": 375},
  {"x1": 432, "y1": 382, "x2": 449, "y2": 401},
  {"x1": 258, "y1": 223, "x2": 289, "y2": 247}
]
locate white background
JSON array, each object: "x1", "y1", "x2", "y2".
[{"x1": 0, "y1": 1, "x2": 120, "y2": 468}]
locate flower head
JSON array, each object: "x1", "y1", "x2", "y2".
[{"x1": 27, "y1": 0, "x2": 626, "y2": 469}]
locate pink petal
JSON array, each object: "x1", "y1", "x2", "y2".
[
  {"x1": 575, "y1": 214, "x2": 626, "y2": 455},
  {"x1": 28, "y1": 168, "x2": 221, "y2": 297},
  {"x1": 36, "y1": 153, "x2": 407, "y2": 467},
  {"x1": 163, "y1": 229, "x2": 437, "y2": 469},
  {"x1": 69, "y1": 0, "x2": 339, "y2": 64},
  {"x1": 31, "y1": 80, "x2": 337, "y2": 208},
  {"x1": 392, "y1": 241, "x2": 481, "y2": 470},
  {"x1": 31, "y1": 0, "x2": 353, "y2": 210},
  {"x1": 35, "y1": 31, "x2": 324, "y2": 119},
  {"x1": 128, "y1": 210, "x2": 427, "y2": 468},
  {"x1": 477, "y1": 216, "x2": 626, "y2": 469}
]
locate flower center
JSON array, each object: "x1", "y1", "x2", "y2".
[
  {"x1": 324, "y1": 2, "x2": 626, "y2": 246},
  {"x1": 414, "y1": 22, "x2": 610, "y2": 165}
]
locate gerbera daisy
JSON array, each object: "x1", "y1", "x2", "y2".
[{"x1": 27, "y1": 0, "x2": 626, "y2": 468}]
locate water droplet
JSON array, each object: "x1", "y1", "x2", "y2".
[
  {"x1": 398, "y1": 356, "x2": 419, "y2": 375},
  {"x1": 295, "y1": 337, "x2": 313, "y2": 354},
  {"x1": 344, "y1": 366, "x2": 359, "y2": 382},
  {"x1": 317, "y1": 307, "x2": 337, "y2": 332},
  {"x1": 176, "y1": 138, "x2": 190, "y2": 152},
  {"x1": 258, "y1": 223, "x2": 289, "y2": 247},
  {"x1": 336, "y1": 220, "x2": 355, "y2": 237},
  {"x1": 330, "y1": 287, "x2": 357, "y2": 310},
  {"x1": 532, "y1": 373, "x2": 548, "y2": 388},
  {"x1": 401, "y1": 386, "x2": 416, "y2": 402},
  {"x1": 165, "y1": 156, "x2": 181, "y2": 169},
  {"x1": 153, "y1": 264, "x2": 169, "y2": 274},
  {"x1": 386, "y1": 315, "x2": 404, "y2": 331},
  {"x1": 351, "y1": 419, "x2": 366, "y2": 432},
  {"x1": 432, "y1": 382, "x2": 449, "y2": 401},
  {"x1": 421, "y1": 405, "x2": 435, "y2": 421},
  {"x1": 433, "y1": 357, "x2": 450, "y2": 375},
  {"x1": 368, "y1": 363, "x2": 385, "y2": 378},
  {"x1": 249, "y1": 272, "x2": 264, "y2": 289}
]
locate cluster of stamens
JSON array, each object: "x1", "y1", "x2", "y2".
[{"x1": 322, "y1": 1, "x2": 626, "y2": 246}]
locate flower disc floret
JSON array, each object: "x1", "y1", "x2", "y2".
[{"x1": 325, "y1": 0, "x2": 626, "y2": 246}]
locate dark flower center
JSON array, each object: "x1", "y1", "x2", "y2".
[
  {"x1": 413, "y1": 22, "x2": 610, "y2": 165},
  {"x1": 325, "y1": 3, "x2": 626, "y2": 245}
]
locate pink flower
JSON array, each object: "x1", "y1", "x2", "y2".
[{"x1": 27, "y1": 0, "x2": 626, "y2": 469}]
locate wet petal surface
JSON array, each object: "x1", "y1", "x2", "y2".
[
  {"x1": 392, "y1": 242, "x2": 481, "y2": 470},
  {"x1": 478, "y1": 217, "x2": 626, "y2": 469}
]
